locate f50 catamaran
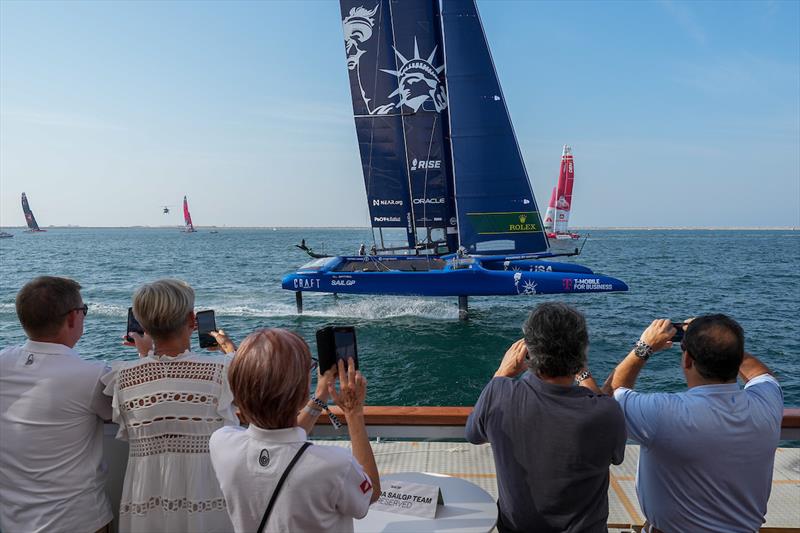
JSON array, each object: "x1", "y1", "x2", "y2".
[
  {"x1": 544, "y1": 145, "x2": 581, "y2": 250},
  {"x1": 21, "y1": 193, "x2": 46, "y2": 233},
  {"x1": 282, "y1": 0, "x2": 627, "y2": 317}
]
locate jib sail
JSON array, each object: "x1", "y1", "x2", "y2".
[
  {"x1": 340, "y1": 0, "x2": 415, "y2": 248},
  {"x1": 21, "y1": 193, "x2": 41, "y2": 231},
  {"x1": 440, "y1": 0, "x2": 549, "y2": 255}
]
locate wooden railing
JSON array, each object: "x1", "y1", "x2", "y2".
[{"x1": 313, "y1": 406, "x2": 800, "y2": 440}]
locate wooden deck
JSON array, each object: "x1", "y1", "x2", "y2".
[{"x1": 101, "y1": 407, "x2": 800, "y2": 531}]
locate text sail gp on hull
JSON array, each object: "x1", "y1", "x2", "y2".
[{"x1": 281, "y1": 0, "x2": 627, "y2": 314}]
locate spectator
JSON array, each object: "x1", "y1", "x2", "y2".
[
  {"x1": 209, "y1": 328, "x2": 380, "y2": 533},
  {"x1": 605, "y1": 315, "x2": 783, "y2": 533},
  {"x1": 102, "y1": 279, "x2": 237, "y2": 532},
  {"x1": 0, "y1": 276, "x2": 113, "y2": 533},
  {"x1": 466, "y1": 302, "x2": 626, "y2": 533}
]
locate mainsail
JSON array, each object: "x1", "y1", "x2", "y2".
[
  {"x1": 183, "y1": 196, "x2": 195, "y2": 232},
  {"x1": 553, "y1": 145, "x2": 575, "y2": 233},
  {"x1": 340, "y1": 0, "x2": 547, "y2": 256},
  {"x1": 21, "y1": 193, "x2": 41, "y2": 231}
]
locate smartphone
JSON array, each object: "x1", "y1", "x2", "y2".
[
  {"x1": 196, "y1": 310, "x2": 218, "y2": 348},
  {"x1": 671, "y1": 322, "x2": 686, "y2": 343},
  {"x1": 126, "y1": 307, "x2": 145, "y2": 343},
  {"x1": 316, "y1": 326, "x2": 358, "y2": 373}
]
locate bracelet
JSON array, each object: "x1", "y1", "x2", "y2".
[
  {"x1": 311, "y1": 396, "x2": 343, "y2": 430},
  {"x1": 576, "y1": 369, "x2": 592, "y2": 382},
  {"x1": 302, "y1": 404, "x2": 323, "y2": 417}
]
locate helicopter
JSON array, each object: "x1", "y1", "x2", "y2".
[{"x1": 161, "y1": 206, "x2": 171, "y2": 214}]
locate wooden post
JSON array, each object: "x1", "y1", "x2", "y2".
[
  {"x1": 458, "y1": 295, "x2": 468, "y2": 321},
  {"x1": 295, "y1": 291, "x2": 303, "y2": 314}
]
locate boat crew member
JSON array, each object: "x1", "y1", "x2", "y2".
[
  {"x1": 604, "y1": 315, "x2": 782, "y2": 533},
  {"x1": 466, "y1": 303, "x2": 626, "y2": 533},
  {"x1": 0, "y1": 277, "x2": 113, "y2": 533},
  {"x1": 358, "y1": 243, "x2": 366, "y2": 256}
]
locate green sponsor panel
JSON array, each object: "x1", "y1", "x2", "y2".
[{"x1": 466, "y1": 211, "x2": 542, "y2": 234}]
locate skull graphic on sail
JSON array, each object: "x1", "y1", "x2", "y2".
[{"x1": 342, "y1": 4, "x2": 447, "y2": 115}]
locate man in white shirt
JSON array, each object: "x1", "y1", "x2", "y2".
[
  {"x1": 604, "y1": 314, "x2": 783, "y2": 533},
  {"x1": 0, "y1": 276, "x2": 113, "y2": 533}
]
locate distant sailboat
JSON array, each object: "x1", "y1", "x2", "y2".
[
  {"x1": 544, "y1": 146, "x2": 580, "y2": 250},
  {"x1": 182, "y1": 196, "x2": 197, "y2": 233},
  {"x1": 21, "y1": 193, "x2": 46, "y2": 233}
]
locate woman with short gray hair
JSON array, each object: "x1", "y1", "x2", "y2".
[{"x1": 103, "y1": 279, "x2": 237, "y2": 532}]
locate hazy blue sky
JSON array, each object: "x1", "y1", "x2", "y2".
[{"x1": 1, "y1": 0, "x2": 798, "y2": 228}]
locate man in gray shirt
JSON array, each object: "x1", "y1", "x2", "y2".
[{"x1": 466, "y1": 303, "x2": 626, "y2": 533}]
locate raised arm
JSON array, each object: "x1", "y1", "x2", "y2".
[
  {"x1": 739, "y1": 352, "x2": 773, "y2": 383},
  {"x1": 602, "y1": 319, "x2": 675, "y2": 395},
  {"x1": 329, "y1": 358, "x2": 381, "y2": 504}
]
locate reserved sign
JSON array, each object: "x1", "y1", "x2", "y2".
[{"x1": 372, "y1": 480, "x2": 444, "y2": 518}]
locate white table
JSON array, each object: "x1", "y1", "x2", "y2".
[{"x1": 354, "y1": 472, "x2": 498, "y2": 533}]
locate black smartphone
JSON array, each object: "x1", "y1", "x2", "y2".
[
  {"x1": 316, "y1": 326, "x2": 358, "y2": 374},
  {"x1": 196, "y1": 310, "x2": 218, "y2": 348},
  {"x1": 671, "y1": 322, "x2": 686, "y2": 343},
  {"x1": 126, "y1": 307, "x2": 144, "y2": 343}
]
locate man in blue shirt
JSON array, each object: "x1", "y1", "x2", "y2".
[
  {"x1": 605, "y1": 314, "x2": 783, "y2": 533},
  {"x1": 466, "y1": 303, "x2": 626, "y2": 533}
]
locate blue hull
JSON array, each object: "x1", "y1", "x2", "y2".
[{"x1": 282, "y1": 256, "x2": 627, "y2": 297}]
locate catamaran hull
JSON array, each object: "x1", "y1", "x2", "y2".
[{"x1": 282, "y1": 257, "x2": 627, "y2": 297}]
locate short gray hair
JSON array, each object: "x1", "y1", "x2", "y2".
[
  {"x1": 132, "y1": 279, "x2": 194, "y2": 341},
  {"x1": 522, "y1": 302, "x2": 588, "y2": 377}
]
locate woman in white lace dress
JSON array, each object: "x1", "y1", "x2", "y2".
[{"x1": 103, "y1": 279, "x2": 237, "y2": 533}]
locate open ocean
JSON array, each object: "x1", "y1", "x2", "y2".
[{"x1": 0, "y1": 228, "x2": 797, "y2": 409}]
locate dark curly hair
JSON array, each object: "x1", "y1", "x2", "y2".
[
  {"x1": 523, "y1": 302, "x2": 588, "y2": 377},
  {"x1": 682, "y1": 314, "x2": 744, "y2": 382}
]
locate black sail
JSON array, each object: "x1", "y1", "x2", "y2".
[
  {"x1": 21, "y1": 193, "x2": 41, "y2": 231},
  {"x1": 340, "y1": 1, "x2": 415, "y2": 247},
  {"x1": 387, "y1": 0, "x2": 457, "y2": 252}
]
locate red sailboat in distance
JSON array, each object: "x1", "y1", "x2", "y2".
[
  {"x1": 543, "y1": 146, "x2": 580, "y2": 250},
  {"x1": 182, "y1": 196, "x2": 197, "y2": 233}
]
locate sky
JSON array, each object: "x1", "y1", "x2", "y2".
[{"x1": 1, "y1": 0, "x2": 798, "y2": 228}]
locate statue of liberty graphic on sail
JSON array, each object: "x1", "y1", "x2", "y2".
[{"x1": 342, "y1": 4, "x2": 448, "y2": 115}]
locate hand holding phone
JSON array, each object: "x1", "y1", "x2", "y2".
[
  {"x1": 126, "y1": 307, "x2": 145, "y2": 343},
  {"x1": 671, "y1": 322, "x2": 686, "y2": 343},
  {"x1": 196, "y1": 310, "x2": 218, "y2": 348},
  {"x1": 316, "y1": 326, "x2": 358, "y2": 374}
]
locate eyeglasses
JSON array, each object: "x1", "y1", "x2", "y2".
[
  {"x1": 310, "y1": 357, "x2": 319, "y2": 372},
  {"x1": 64, "y1": 304, "x2": 88, "y2": 316}
]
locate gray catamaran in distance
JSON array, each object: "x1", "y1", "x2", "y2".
[
  {"x1": 282, "y1": 0, "x2": 627, "y2": 318},
  {"x1": 21, "y1": 193, "x2": 46, "y2": 233}
]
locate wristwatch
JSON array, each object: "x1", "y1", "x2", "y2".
[
  {"x1": 633, "y1": 340, "x2": 653, "y2": 361},
  {"x1": 576, "y1": 369, "x2": 592, "y2": 382}
]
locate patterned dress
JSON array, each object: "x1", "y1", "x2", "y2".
[{"x1": 103, "y1": 351, "x2": 238, "y2": 533}]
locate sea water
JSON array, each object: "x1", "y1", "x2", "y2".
[{"x1": 0, "y1": 228, "x2": 797, "y2": 408}]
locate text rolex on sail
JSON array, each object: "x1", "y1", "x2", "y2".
[{"x1": 282, "y1": 0, "x2": 627, "y2": 314}]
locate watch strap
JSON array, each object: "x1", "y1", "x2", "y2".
[{"x1": 634, "y1": 340, "x2": 653, "y2": 360}]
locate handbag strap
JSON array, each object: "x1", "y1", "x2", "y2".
[{"x1": 257, "y1": 441, "x2": 312, "y2": 533}]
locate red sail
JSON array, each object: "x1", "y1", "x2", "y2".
[
  {"x1": 553, "y1": 145, "x2": 574, "y2": 233},
  {"x1": 183, "y1": 196, "x2": 194, "y2": 231}
]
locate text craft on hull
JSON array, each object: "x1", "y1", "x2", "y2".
[{"x1": 282, "y1": 0, "x2": 627, "y2": 310}]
